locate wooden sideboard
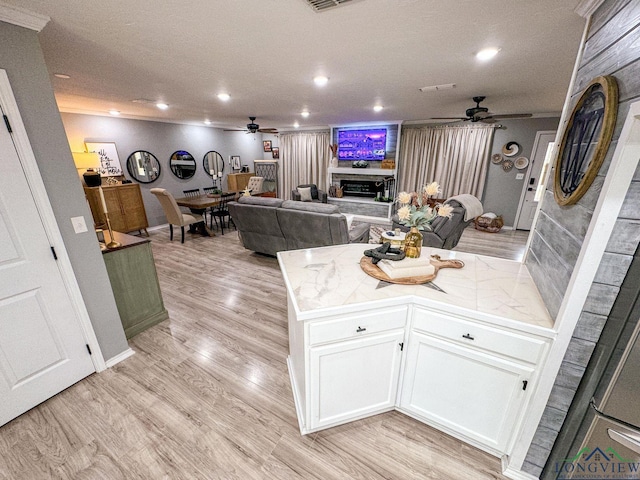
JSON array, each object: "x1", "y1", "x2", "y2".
[
  {"x1": 227, "y1": 172, "x2": 255, "y2": 192},
  {"x1": 85, "y1": 183, "x2": 149, "y2": 235},
  {"x1": 102, "y1": 231, "x2": 168, "y2": 339}
]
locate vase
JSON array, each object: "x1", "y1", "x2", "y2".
[
  {"x1": 404, "y1": 226, "x2": 423, "y2": 258},
  {"x1": 330, "y1": 156, "x2": 338, "y2": 168}
]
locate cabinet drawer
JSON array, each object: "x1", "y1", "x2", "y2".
[
  {"x1": 412, "y1": 308, "x2": 546, "y2": 364},
  {"x1": 309, "y1": 306, "x2": 407, "y2": 345}
]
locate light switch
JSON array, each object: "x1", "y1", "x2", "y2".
[
  {"x1": 516, "y1": 173, "x2": 524, "y2": 180},
  {"x1": 71, "y1": 216, "x2": 88, "y2": 233}
]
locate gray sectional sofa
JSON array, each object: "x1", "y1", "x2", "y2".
[{"x1": 228, "y1": 196, "x2": 370, "y2": 256}]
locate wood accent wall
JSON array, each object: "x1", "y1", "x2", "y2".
[{"x1": 523, "y1": 1, "x2": 640, "y2": 476}]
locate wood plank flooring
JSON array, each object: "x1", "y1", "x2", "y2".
[{"x1": 0, "y1": 225, "x2": 526, "y2": 479}]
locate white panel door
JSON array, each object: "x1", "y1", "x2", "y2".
[
  {"x1": 515, "y1": 131, "x2": 556, "y2": 230},
  {"x1": 0, "y1": 105, "x2": 94, "y2": 426},
  {"x1": 399, "y1": 331, "x2": 532, "y2": 453},
  {"x1": 309, "y1": 330, "x2": 404, "y2": 430}
]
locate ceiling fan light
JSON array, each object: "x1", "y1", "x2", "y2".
[
  {"x1": 313, "y1": 75, "x2": 329, "y2": 86},
  {"x1": 476, "y1": 48, "x2": 501, "y2": 61},
  {"x1": 217, "y1": 93, "x2": 230, "y2": 101},
  {"x1": 156, "y1": 102, "x2": 169, "y2": 110}
]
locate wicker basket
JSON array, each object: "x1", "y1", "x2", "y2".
[{"x1": 474, "y1": 215, "x2": 504, "y2": 233}]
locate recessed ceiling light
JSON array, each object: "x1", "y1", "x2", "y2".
[
  {"x1": 54, "y1": 73, "x2": 70, "y2": 79},
  {"x1": 156, "y1": 102, "x2": 169, "y2": 110},
  {"x1": 293, "y1": 122, "x2": 300, "y2": 128},
  {"x1": 204, "y1": 120, "x2": 212, "y2": 125},
  {"x1": 109, "y1": 109, "x2": 120, "y2": 116},
  {"x1": 313, "y1": 76, "x2": 329, "y2": 87},
  {"x1": 373, "y1": 105, "x2": 383, "y2": 112},
  {"x1": 476, "y1": 48, "x2": 500, "y2": 61},
  {"x1": 301, "y1": 110, "x2": 310, "y2": 118},
  {"x1": 217, "y1": 93, "x2": 230, "y2": 101}
]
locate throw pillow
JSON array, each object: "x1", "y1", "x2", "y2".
[{"x1": 298, "y1": 186, "x2": 313, "y2": 202}]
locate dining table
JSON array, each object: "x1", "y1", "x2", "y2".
[{"x1": 174, "y1": 192, "x2": 240, "y2": 236}]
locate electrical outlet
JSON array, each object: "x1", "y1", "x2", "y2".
[
  {"x1": 516, "y1": 173, "x2": 524, "y2": 180},
  {"x1": 71, "y1": 216, "x2": 88, "y2": 233}
]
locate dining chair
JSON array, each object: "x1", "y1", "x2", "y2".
[
  {"x1": 209, "y1": 192, "x2": 236, "y2": 234},
  {"x1": 183, "y1": 188, "x2": 207, "y2": 224},
  {"x1": 150, "y1": 188, "x2": 205, "y2": 243}
]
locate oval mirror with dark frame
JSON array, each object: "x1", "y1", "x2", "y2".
[
  {"x1": 126, "y1": 150, "x2": 161, "y2": 184},
  {"x1": 203, "y1": 151, "x2": 224, "y2": 177},
  {"x1": 169, "y1": 150, "x2": 196, "y2": 179},
  {"x1": 554, "y1": 75, "x2": 618, "y2": 206}
]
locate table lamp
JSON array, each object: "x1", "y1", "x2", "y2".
[{"x1": 72, "y1": 152, "x2": 101, "y2": 186}]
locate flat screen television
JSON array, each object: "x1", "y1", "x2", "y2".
[{"x1": 337, "y1": 128, "x2": 386, "y2": 160}]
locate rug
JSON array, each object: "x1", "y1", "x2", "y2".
[{"x1": 369, "y1": 224, "x2": 390, "y2": 244}]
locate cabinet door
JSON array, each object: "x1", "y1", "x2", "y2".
[
  {"x1": 399, "y1": 331, "x2": 532, "y2": 453},
  {"x1": 103, "y1": 186, "x2": 126, "y2": 232},
  {"x1": 310, "y1": 329, "x2": 404, "y2": 430},
  {"x1": 118, "y1": 184, "x2": 148, "y2": 231}
]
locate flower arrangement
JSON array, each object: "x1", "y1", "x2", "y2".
[{"x1": 396, "y1": 182, "x2": 454, "y2": 231}]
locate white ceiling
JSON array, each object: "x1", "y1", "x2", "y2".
[{"x1": 4, "y1": 0, "x2": 586, "y2": 130}]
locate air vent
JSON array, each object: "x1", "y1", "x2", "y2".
[{"x1": 304, "y1": 0, "x2": 356, "y2": 12}]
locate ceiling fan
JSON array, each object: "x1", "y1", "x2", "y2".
[
  {"x1": 224, "y1": 117, "x2": 278, "y2": 134},
  {"x1": 431, "y1": 96, "x2": 532, "y2": 123}
]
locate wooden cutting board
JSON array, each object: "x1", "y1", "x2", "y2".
[{"x1": 360, "y1": 254, "x2": 464, "y2": 285}]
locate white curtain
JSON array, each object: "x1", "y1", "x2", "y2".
[
  {"x1": 398, "y1": 124, "x2": 496, "y2": 198},
  {"x1": 280, "y1": 132, "x2": 330, "y2": 199}
]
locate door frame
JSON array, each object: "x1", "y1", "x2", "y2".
[
  {"x1": 0, "y1": 69, "x2": 105, "y2": 371},
  {"x1": 512, "y1": 130, "x2": 556, "y2": 230}
]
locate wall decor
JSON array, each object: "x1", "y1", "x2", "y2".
[
  {"x1": 491, "y1": 153, "x2": 503, "y2": 164},
  {"x1": 514, "y1": 157, "x2": 529, "y2": 170},
  {"x1": 85, "y1": 142, "x2": 123, "y2": 177},
  {"x1": 263, "y1": 140, "x2": 272, "y2": 152},
  {"x1": 126, "y1": 150, "x2": 161, "y2": 184},
  {"x1": 231, "y1": 155, "x2": 241, "y2": 171},
  {"x1": 554, "y1": 75, "x2": 618, "y2": 206},
  {"x1": 203, "y1": 151, "x2": 224, "y2": 177},
  {"x1": 502, "y1": 142, "x2": 520, "y2": 157},
  {"x1": 272, "y1": 147, "x2": 279, "y2": 159},
  {"x1": 502, "y1": 159, "x2": 514, "y2": 172},
  {"x1": 169, "y1": 150, "x2": 196, "y2": 179}
]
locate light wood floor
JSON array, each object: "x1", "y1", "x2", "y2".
[{"x1": 0, "y1": 226, "x2": 525, "y2": 479}]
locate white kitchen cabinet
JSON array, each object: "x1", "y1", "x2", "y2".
[
  {"x1": 310, "y1": 329, "x2": 405, "y2": 430},
  {"x1": 399, "y1": 330, "x2": 533, "y2": 453}
]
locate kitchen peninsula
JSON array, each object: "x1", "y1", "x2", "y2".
[{"x1": 278, "y1": 243, "x2": 555, "y2": 458}]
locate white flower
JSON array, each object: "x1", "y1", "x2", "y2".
[
  {"x1": 424, "y1": 182, "x2": 441, "y2": 197},
  {"x1": 437, "y1": 203, "x2": 454, "y2": 218},
  {"x1": 397, "y1": 205, "x2": 411, "y2": 221},
  {"x1": 397, "y1": 191, "x2": 412, "y2": 204}
]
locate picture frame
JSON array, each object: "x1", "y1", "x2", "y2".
[
  {"x1": 263, "y1": 140, "x2": 272, "y2": 152},
  {"x1": 231, "y1": 155, "x2": 241, "y2": 170},
  {"x1": 85, "y1": 142, "x2": 123, "y2": 177},
  {"x1": 272, "y1": 147, "x2": 279, "y2": 159}
]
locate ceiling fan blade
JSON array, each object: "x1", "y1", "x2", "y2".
[
  {"x1": 258, "y1": 128, "x2": 279, "y2": 133},
  {"x1": 430, "y1": 117, "x2": 467, "y2": 120},
  {"x1": 490, "y1": 113, "x2": 533, "y2": 119}
]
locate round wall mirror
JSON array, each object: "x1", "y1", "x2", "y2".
[
  {"x1": 126, "y1": 150, "x2": 161, "y2": 183},
  {"x1": 169, "y1": 150, "x2": 196, "y2": 179},
  {"x1": 203, "y1": 151, "x2": 224, "y2": 177}
]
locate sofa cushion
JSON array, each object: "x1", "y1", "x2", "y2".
[
  {"x1": 298, "y1": 186, "x2": 312, "y2": 202},
  {"x1": 238, "y1": 196, "x2": 284, "y2": 207},
  {"x1": 281, "y1": 200, "x2": 340, "y2": 214}
]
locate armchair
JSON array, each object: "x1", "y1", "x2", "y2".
[
  {"x1": 291, "y1": 184, "x2": 328, "y2": 203},
  {"x1": 246, "y1": 176, "x2": 264, "y2": 194}
]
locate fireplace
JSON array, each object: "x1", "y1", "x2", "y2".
[{"x1": 340, "y1": 179, "x2": 379, "y2": 198}]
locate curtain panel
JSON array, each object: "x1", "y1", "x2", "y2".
[
  {"x1": 398, "y1": 124, "x2": 496, "y2": 199},
  {"x1": 280, "y1": 132, "x2": 330, "y2": 199}
]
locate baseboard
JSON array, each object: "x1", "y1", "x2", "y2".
[
  {"x1": 147, "y1": 223, "x2": 168, "y2": 232},
  {"x1": 105, "y1": 347, "x2": 135, "y2": 368},
  {"x1": 502, "y1": 460, "x2": 539, "y2": 480}
]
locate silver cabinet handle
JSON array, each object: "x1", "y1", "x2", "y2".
[{"x1": 608, "y1": 429, "x2": 640, "y2": 455}]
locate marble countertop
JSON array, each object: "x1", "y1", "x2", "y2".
[{"x1": 277, "y1": 243, "x2": 554, "y2": 333}]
